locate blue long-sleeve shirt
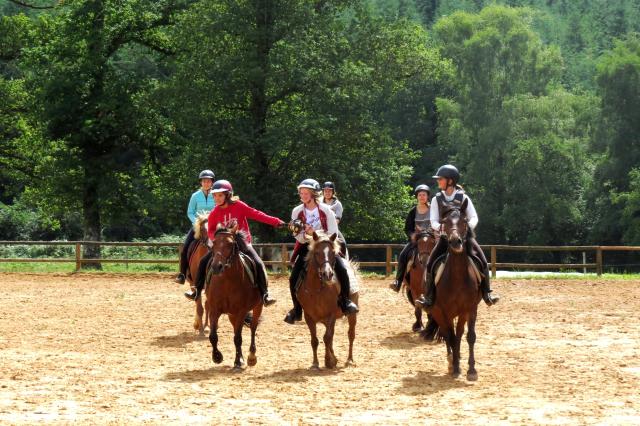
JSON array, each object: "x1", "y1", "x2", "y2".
[{"x1": 187, "y1": 190, "x2": 215, "y2": 224}]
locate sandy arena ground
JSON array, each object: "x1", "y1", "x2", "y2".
[{"x1": 0, "y1": 272, "x2": 639, "y2": 425}]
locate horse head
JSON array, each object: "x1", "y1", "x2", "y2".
[
  {"x1": 412, "y1": 225, "x2": 433, "y2": 267},
  {"x1": 211, "y1": 222, "x2": 239, "y2": 274},
  {"x1": 442, "y1": 210, "x2": 468, "y2": 254},
  {"x1": 308, "y1": 231, "x2": 340, "y2": 283},
  {"x1": 193, "y1": 212, "x2": 209, "y2": 240}
]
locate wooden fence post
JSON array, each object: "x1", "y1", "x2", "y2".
[
  {"x1": 75, "y1": 242, "x2": 82, "y2": 271},
  {"x1": 596, "y1": 247, "x2": 603, "y2": 276},
  {"x1": 281, "y1": 244, "x2": 289, "y2": 272},
  {"x1": 490, "y1": 246, "x2": 497, "y2": 278},
  {"x1": 385, "y1": 245, "x2": 392, "y2": 277}
]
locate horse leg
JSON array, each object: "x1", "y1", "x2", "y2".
[
  {"x1": 466, "y1": 311, "x2": 478, "y2": 381},
  {"x1": 441, "y1": 325, "x2": 454, "y2": 375},
  {"x1": 230, "y1": 314, "x2": 245, "y2": 371},
  {"x1": 413, "y1": 306, "x2": 423, "y2": 332},
  {"x1": 209, "y1": 311, "x2": 223, "y2": 364},
  {"x1": 305, "y1": 314, "x2": 320, "y2": 370},
  {"x1": 247, "y1": 304, "x2": 263, "y2": 367},
  {"x1": 452, "y1": 317, "x2": 466, "y2": 378},
  {"x1": 346, "y1": 312, "x2": 357, "y2": 366},
  {"x1": 194, "y1": 297, "x2": 204, "y2": 335},
  {"x1": 323, "y1": 316, "x2": 338, "y2": 369}
]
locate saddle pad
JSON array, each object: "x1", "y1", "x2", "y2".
[
  {"x1": 434, "y1": 255, "x2": 484, "y2": 286},
  {"x1": 238, "y1": 252, "x2": 258, "y2": 288}
]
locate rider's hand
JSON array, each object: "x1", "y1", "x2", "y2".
[{"x1": 304, "y1": 224, "x2": 314, "y2": 235}]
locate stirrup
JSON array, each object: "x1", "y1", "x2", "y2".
[
  {"x1": 340, "y1": 298, "x2": 359, "y2": 315},
  {"x1": 184, "y1": 289, "x2": 200, "y2": 301},
  {"x1": 483, "y1": 291, "x2": 500, "y2": 306},
  {"x1": 262, "y1": 294, "x2": 276, "y2": 307},
  {"x1": 284, "y1": 308, "x2": 302, "y2": 324}
]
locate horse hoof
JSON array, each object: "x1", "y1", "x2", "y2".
[
  {"x1": 345, "y1": 359, "x2": 356, "y2": 367},
  {"x1": 247, "y1": 353, "x2": 257, "y2": 367},
  {"x1": 451, "y1": 370, "x2": 460, "y2": 378},
  {"x1": 325, "y1": 357, "x2": 338, "y2": 369},
  {"x1": 232, "y1": 365, "x2": 245, "y2": 372},
  {"x1": 467, "y1": 371, "x2": 478, "y2": 381},
  {"x1": 212, "y1": 351, "x2": 223, "y2": 364},
  {"x1": 310, "y1": 364, "x2": 320, "y2": 371},
  {"x1": 412, "y1": 323, "x2": 423, "y2": 333}
]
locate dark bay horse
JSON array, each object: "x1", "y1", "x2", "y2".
[
  {"x1": 205, "y1": 223, "x2": 263, "y2": 370},
  {"x1": 419, "y1": 210, "x2": 482, "y2": 380},
  {"x1": 189, "y1": 213, "x2": 210, "y2": 335},
  {"x1": 297, "y1": 231, "x2": 358, "y2": 369},
  {"x1": 405, "y1": 226, "x2": 436, "y2": 332}
]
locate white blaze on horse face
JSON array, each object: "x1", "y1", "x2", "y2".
[{"x1": 320, "y1": 245, "x2": 333, "y2": 280}]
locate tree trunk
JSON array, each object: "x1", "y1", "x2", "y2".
[{"x1": 82, "y1": 164, "x2": 102, "y2": 269}]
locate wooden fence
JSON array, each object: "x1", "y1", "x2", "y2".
[{"x1": 1, "y1": 241, "x2": 639, "y2": 276}]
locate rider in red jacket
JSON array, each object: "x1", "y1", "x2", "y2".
[{"x1": 185, "y1": 179, "x2": 285, "y2": 303}]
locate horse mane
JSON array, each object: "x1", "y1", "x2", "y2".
[
  {"x1": 214, "y1": 225, "x2": 250, "y2": 252},
  {"x1": 193, "y1": 213, "x2": 209, "y2": 239},
  {"x1": 305, "y1": 231, "x2": 341, "y2": 264},
  {"x1": 411, "y1": 228, "x2": 433, "y2": 243}
]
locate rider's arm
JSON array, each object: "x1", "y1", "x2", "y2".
[
  {"x1": 404, "y1": 207, "x2": 415, "y2": 239},
  {"x1": 187, "y1": 192, "x2": 198, "y2": 224},
  {"x1": 323, "y1": 205, "x2": 339, "y2": 237},
  {"x1": 242, "y1": 201, "x2": 284, "y2": 227},
  {"x1": 333, "y1": 200, "x2": 343, "y2": 222},
  {"x1": 430, "y1": 196, "x2": 441, "y2": 231},
  {"x1": 465, "y1": 196, "x2": 479, "y2": 230}
]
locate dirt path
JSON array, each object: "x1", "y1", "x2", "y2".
[{"x1": 1, "y1": 273, "x2": 639, "y2": 424}]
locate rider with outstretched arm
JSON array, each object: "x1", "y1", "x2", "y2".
[
  {"x1": 184, "y1": 179, "x2": 285, "y2": 304},
  {"x1": 415, "y1": 165, "x2": 500, "y2": 308}
]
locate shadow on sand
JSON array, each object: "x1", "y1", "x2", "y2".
[
  {"x1": 379, "y1": 331, "x2": 433, "y2": 350},
  {"x1": 150, "y1": 331, "x2": 208, "y2": 348},
  {"x1": 399, "y1": 370, "x2": 474, "y2": 395}
]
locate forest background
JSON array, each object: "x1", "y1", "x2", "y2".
[{"x1": 1, "y1": 0, "x2": 639, "y2": 252}]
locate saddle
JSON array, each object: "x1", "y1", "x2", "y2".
[{"x1": 185, "y1": 239, "x2": 204, "y2": 282}]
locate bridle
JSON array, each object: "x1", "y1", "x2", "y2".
[{"x1": 212, "y1": 231, "x2": 239, "y2": 272}]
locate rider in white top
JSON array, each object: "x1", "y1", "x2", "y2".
[{"x1": 416, "y1": 164, "x2": 500, "y2": 308}]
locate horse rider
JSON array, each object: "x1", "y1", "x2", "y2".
[
  {"x1": 389, "y1": 184, "x2": 432, "y2": 292},
  {"x1": 184, "y1": 179, "x2": 285, "y2": 304},
  {"x1": 415, "y1": 165, "x2": 500, "y2": 308},
  {"x1": 284, "y1": 178, "x2": 359, "y2": 324},
  {"x1": 174, "y1": 169, "x2": 216, "y2": 284},
  {"x1": 322, "y1": 181, "x2": 347, "y2": 255}
]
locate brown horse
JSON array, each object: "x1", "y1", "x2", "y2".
[
  {"x1": 404, "y1": 226, "x2": 436, "y2": 332},
  {"x1": 296, "y1": 231, "x2": 358, "y2": 369},
  {"x1": 205, "y1": 223, "x2": 263, "y2": 370},
  {"x1": 420, "y1": 209, "x2": 482, "y2": 380},
  {"x1": 189, "y1": 213, "x2": 210, "y2": 335}
]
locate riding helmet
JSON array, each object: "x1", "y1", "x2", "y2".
[
  {"x1": 198, "y1": 169, "x2": 215, "y2": 180},
  {"x1": 432, "y1": 164, "x2": 460, "y2": 183},
  {"x1": 322, "y1": 181, "x2": 335, "y2": 190},
  {"x1": 414, "y1": 184, "x2": 431, "y2": 196},
  {"x1": 212, "y1": 179, "x2": 233, "y2": 194},
  {"x1": 297, "y1": 179, "x2": 321, "y2": 192}
]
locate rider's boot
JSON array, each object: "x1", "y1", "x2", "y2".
[
  {"x1": 481, "y1": 266, "x2": 500, "y2": 306},
  {"x1": 415, "y1": 272, "x2": 435, "y2": 308},
  {"x1": 284, "y1": 299, "x2": 303, "y2": 324}
]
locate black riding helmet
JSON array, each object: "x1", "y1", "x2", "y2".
[
  {"x1": 198, "y1": 169, "x2": 215, "y2": 180},
  {"x1": 414, "y1": 184, "x2": 430, "y2": 196},
  {"x1": 432, "y1": 164, "x2": 460, "y2": 184},
  {"x1": 322, "y1": 181, "x2": 335, "y2": 190}
]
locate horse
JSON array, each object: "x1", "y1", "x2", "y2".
[
  {"x1": 419, "y1": 209, "x2": 482, "y2": 381},
  {"x1": 404, "y1": 226, "x2": 436, "y2": 332},
  {"x1": 205, "y1": 223, "x2": 263, "y2": 370},
  {"x1": 189, "y1": 213, "x2": 210, "y2": 335},
  {"x1": 296, "y1": 231, "x2": 358, "y2": 369}
]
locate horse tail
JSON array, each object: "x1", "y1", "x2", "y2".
[
  {"x1": 193, "y1": 213, "x2": 209, "y2": 239},
  {"x1": 420, "y1": 314, "x2": 442, "y2": 342}
]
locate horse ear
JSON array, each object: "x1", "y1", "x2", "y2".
[
  {"x1": 313, "y1": 231, "x2": 319, "y2": 241},
  {"x1": 330, "y1": 233, "x2": 337, "y2": 242},
  {"x1": 230, "y1": 222, "x2": 238, "y2": 233}
]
